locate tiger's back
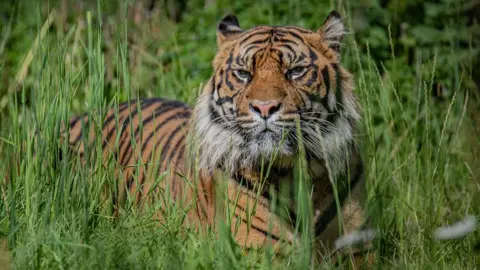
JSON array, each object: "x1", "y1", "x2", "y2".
[{"x1": 68, "y1": 98, "x2": 191, "y2": 208}]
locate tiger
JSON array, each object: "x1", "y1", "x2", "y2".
[{"x1": 66, "y1": 11, "x2": 370, "y2": 266}]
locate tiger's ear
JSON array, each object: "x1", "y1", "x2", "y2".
[
  {"x1": 318, "y1": 11, "x2": 345, "y2": 55},
  {"x1": 217, "y1": 14, "x2": 242, "y2": 47}
]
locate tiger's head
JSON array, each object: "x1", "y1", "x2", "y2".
[{"x1": 194, "y1": 11, "x2": 360, "y2": 176}]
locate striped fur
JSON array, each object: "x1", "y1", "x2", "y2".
[{"x1": 67, "y1": 11, "x2": 369, "y2": 265}]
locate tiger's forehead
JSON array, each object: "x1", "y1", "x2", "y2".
[
  {"x1": 239, "y1": 25, "x2": 314, "y2": 39},
  {"x1": 232, "y1": 26, "x2": 315, "y2": 68},
  {"x1": 236, "y1": 26, "x2": 313, "y2": 48}
]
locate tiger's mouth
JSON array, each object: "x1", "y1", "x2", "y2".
[
  {"x1": 247, "y1": 114, "x2": 296, "y2": 134},
  {"x1": 253, "y1": 129, "x2": 280, "y2": 140},
  {"x1": 244, "y1": 123, "x2": 296, "y2": 158}
]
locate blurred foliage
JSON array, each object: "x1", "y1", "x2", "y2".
[{"x1": 1, "y1": 0, "x2": 478, "y2": 104}]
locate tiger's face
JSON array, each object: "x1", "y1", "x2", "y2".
[{"x1": 195, "y1": 11, "x2": 360, "y2": 175}]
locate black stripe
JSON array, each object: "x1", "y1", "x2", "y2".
[
  {"x1": 314, "y1": 156, "x2": 364, "y2": 236},
  {"x1": 140, "y1": 110, "x2": 191, "y2": 159},
  {"x1": 116, "y1": 100, "x2": 160, "y2": 165},
  {"x1": 233, "y1": 212, "x2": 282, "y2": 242},
  {"x1": 321, "y1": 66, "x2": 331, "y2": 98},
  {"x1": 275, "y1": 50, "x2": 283, "y2": 65},
  {"x1": 69, "y1": 116, "x2": 80, "y2": 127},
  {"x1": 72, "y1": 98, "x2": 140, "y2": 147},
  {"x1": 238, "y1": 27, "x2": 269, "y2": 37},
  {"x1": 115, "y1": 100, "x2": 156, "y2": 164},
  {"x1": 294, "y1": 52, "x2": 307, "y2": 64},
  {"x1": 326, "y1": 64, "x2": 342, "y2": 123},
  {"x1": 102, "y1": 100, "x2": 144, "y2": 150},
  {"x1": 215, "y1": 69, "x2": 224, "y2": 93},
  {"x1": 176, "y1": 145, "x2": 185, "y2": 167},
  {"x1": 285, "y1": 30, "x2": 306, "y2": 42},
  {"x1": 247, "y1": 36, "x2": 272, "y2": 45},
  {"x1": 71, "y1": 118, "x2": 88, "y2": 145},
  {"x1": 126, "y1": 112, "x2": 190, "y2": 190},
  {"x1": 307, "y1": 66, "x2": 332, "y2": 116},
  {"x1": 195, "y1": 159, "x2": 211, "y2": 219},
  {"x1": 158, "y1": 122, "x2": 187, "y2": 170},
  {"x1": 101, "y1": 116, "x2": 126, "y2": 151},
  {"x1": 101, "y1": 100, "x2": 145, "y2": 151},
  {"x1": 272, "y1": 28, "x2": 307, "y2": 42},
  {"x1": 121, "y1": 101, "x2": 189, "y2": 167},
  {"x1": 286, "y1": 52, "x2": 293, "y2": 63},
  {"x1": 210, "y1": 81, "x2": 230, "y2": 124},
  {"x1": 229, "y1": 201, "x2": 268, "y2": 224},
  {"x1": 215, "y1": 96, "x2": 234, "y2": 106},
  {"x1": 71, "y1": 109, "x2": 100, "y2": 144},
  {"x1": 226, "y1": 52, "x2": 233, "y2": 65},
  {"x1": 211, "y1": 76, "x2": 220, "y2": 104},
  {"x1": 215, "y1": 90, "x2": 240, "y2": 106},
  {"x1": 244, "y1": 55, "x2": 251, "y2": 67},
  {"x1": 276, "y1": 38, "x2": 298, "y2": 45},
  {"x1": 243, "y1": 45, "x2": 259, "y2": 55},
  {"x1": 296, "y1": 89, "x2": 308, "y2": 108},
  {"x1": 209, "y1": 102, "x2": 223, "y2": 125},
  {"x1": 172, "y1": 143, "x2": 186, "y2": 178},
  {"x1": 225, "y1": 53, "x2": 235, "y2": 91},
  {"x1": 133, "y1": 100, "x2": 188, "y2": 138},
  {"x1": 272, "y1": 29, "x2": 289, "y2": 36},
  {"x1": 235, "y1": 54, "x2": 243, "y2": 66},
  {"x1": 239, "y1": 30, "x2": 272, "y2": 45},
  {"x1": 278, "y1": 43, "x2": 296, "y2": 55},
  {"x1": 278, "y1": 45, "x2": 296, "y2": 66},
  {"x1": 69, "y1": 112, "x2": 87, "y2": 127},
  {"x1": 251, "y1": 54, "x2": 257, "y2": 71},
  {"x1": 233, "y1": 174, "x2": 272, "y2": 202},
  {"x1": 283, "y1": 26, "x2": 313, "y2": 34},
  {"x1": 308, "y1": 47, "x2": 318, "y2": 61},
  {"x1": 331, "y1": 63, "x2": 343, "y2": 110},
  {"x1": 305, "y1": 69, "x2": 318, "y2": 87},
  {"x1": 230, "y1": 194, "x2": 297, "y2": 230},
  {"x1": 167, "y1": 134, "x2": 186, "y2": 198},
  {"x1": 304, "y1": 48, "x2": 319, "y2": 88},
  {"x1": 148, "y1": 115, "x2": 189, "y2": 195}
]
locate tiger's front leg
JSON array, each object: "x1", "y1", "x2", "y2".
[{"x1": 318, "y1": 176, "x2": 375, "y2": 268}]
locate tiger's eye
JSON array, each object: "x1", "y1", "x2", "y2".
[
  {"x1": 233, "y1": 69, "x2": 252, "y2": 83},
  {"x1": 287, "y1": 66, "x2": 308, "y2": 80}
]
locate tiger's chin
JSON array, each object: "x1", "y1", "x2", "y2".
[
  {"x1": 244, "y1": 131, "x2": 296, "y2": 165},
  {"x1": 202, "y1": 130, "x2": 296, "y2": 175}
]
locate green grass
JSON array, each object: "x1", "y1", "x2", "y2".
[{"x1": 0, "y1": 0, "x2": 479, "y2": 269}]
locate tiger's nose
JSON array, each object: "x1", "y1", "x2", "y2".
[{"x1": 249, "y1": 100, "x2": 282, "y2": 119}]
